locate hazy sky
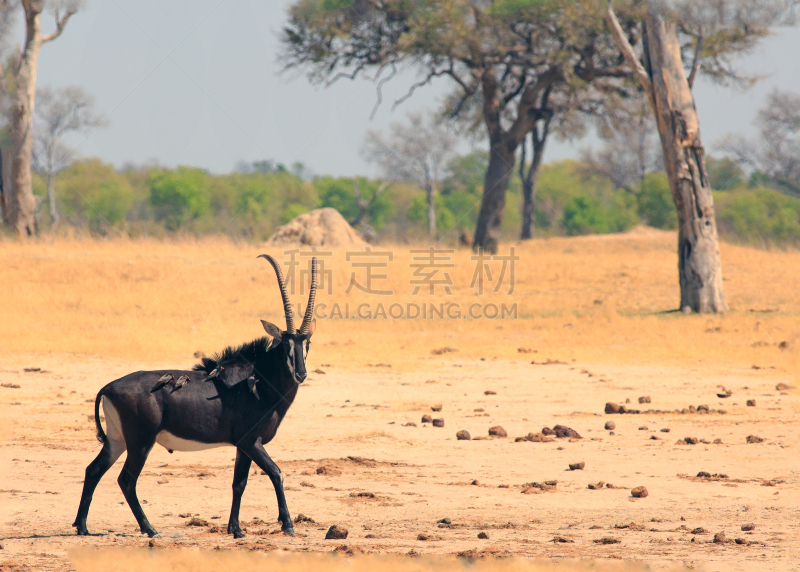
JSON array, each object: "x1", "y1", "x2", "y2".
[{"x1": 17, "y1": 0, "x2": 800, "y2": 177}]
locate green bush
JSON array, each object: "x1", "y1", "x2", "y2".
[
  {"x1": 408, "y1": 191, "x2": 455, "y2": 236},
  {"x1": 315, "y1": 176, "x2": 393, "y2": 229},
  {"x1": 637, "y1": 172, "x2": 676, "y2": 229},
  {"x1": 57, "y1": 159, "x2": 134, "y2": 232},
  {"x1": 715, "y1": 186, "x2": 800, "y2": 245},
  {"x1": 148, "y1": 167, "x2": 209, "y2": 229}
]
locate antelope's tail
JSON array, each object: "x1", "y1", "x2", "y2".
[{"x1": 94, "y1": 390, "x2": 106, "y2": 443}]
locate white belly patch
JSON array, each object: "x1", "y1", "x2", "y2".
[{"x1": 155, "y1": 431, "x2": 228, "y2": 452}]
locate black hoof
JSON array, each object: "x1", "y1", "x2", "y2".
[
  {"x1": 75, "y1": 527, "x2": 90, "y2": 536},
  {"x1": 143, "y1": 529, "x2": 160, "y2": 538},
  {"x1": 232, "y1": 530, "x2": 246, "y2": 539},
  {"x1": 282, "y1": 527, "x2": 295, "y2": 537}
]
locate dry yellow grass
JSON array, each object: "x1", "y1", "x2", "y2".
[{"x1": 0, "y1": 229, "x2": 797, "y2": 375}]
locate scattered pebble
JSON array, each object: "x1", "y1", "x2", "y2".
[
  {"x1": 456, "y1": 430, "x2": 471, "y2": 440},
  {"x1": 639, "y1": 426, "x2": 648, "y2": 430},
  {"x1": 660, "y1": 428, "x2": 670, "y2": 433},
  {"x1": 713, "y1": 532, "x2": 727, "y2": 544},
  {"x1": 432, "y1": 418, "x2": 445, "y2": 428},
  {"x1": 186, "y1": 517, "x2": 208, "y2": 527},
  {"x1": 631, "y1": 486, "x2": 648, "y2": 498},
  {"x1": 471, "y1": 480, "x2": 480, "y2": 486},
  {"x1": 588, "y1": 482, "x2": 605, "y2": 490},
  {"x1": 605, "y1": 402, "x2": 621, "y2": 414},
  {"x1": 594, "y1": 537, "x2": 621, "y2": 544},
  {"x1": 684, "y1": 437, "x2": 698, "y2": 445},
  {"x1": 403, "y1": 422, "x2": 417, "y2": 427},
  {"x1": 735, "y1": 538, "x2": 749, "y2": 545},
  {"x1": 552, "y1": 536, "x2": 574, "y2": 543},
  {"x1": 325, "y1": 525, "x2": 348, "y2": 540},
  {"x1": 638, "y1": 396, "x2": 651, "y2": 404},
  {"x1": 776, "y1": 383, "x2": 790, "y2": 391},
  {"x1": 431, "y1": 404, "x2": 442, "y2": 412},
  {"x1": 691, "y1": 527, "x2": 707, "y2": 534},
  {"x1": 488, "y1": 426, "x2": 507, "y2": 437},
  {"x1": 568, "y1": 462, "x2": 585, "y2": 471},
  {"x1": 294, "y1": 514, "x2": 315, "y2": 524},
  {"x1": 746, "y1": 435, "x2": 764, "y2": 444},
  {"x1": 477, "y1": 532, "x2": 489, "y2": 539},
  {"x1": 417, "y1": 533, "x2": 430, "y2": 541},
  {"x1": 604, "y1": 421, "x2": 616, "y2": 430},
  {"x1": 316, "y1": 466, "x2": 341, "y2": 476},
  {"x1": 438, "y1": 518, "x2": 451, "y2": 524},
  {"x1": 484, "y1": 390, "x2": 497, "y2": 395},
  {"x1": 741, "y1": 523, "x2": 755, "y2": 531},
  {"x1": 421, "y1": 415, "x2": 432, "y2": 424},
  {"x1": 746, "y1": 399, "x2": 756, "y2": 407}
]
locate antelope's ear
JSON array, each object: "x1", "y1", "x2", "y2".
[
  {"x1": 261, "y1": 320, "x2": 283, "y2": 348},
  {"x1": 306, "y1": 318, "x2": 316, "y2": 337}
]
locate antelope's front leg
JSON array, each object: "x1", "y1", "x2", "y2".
[
  {"x1": 227, "y1": 449, "x2": 252, "y2": 538},
  {"x1": 244, "y1": 443, "x2": 294, "y2": 536}
]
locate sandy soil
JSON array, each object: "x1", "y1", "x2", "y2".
[{"x1": 1, "y1": 352, "x2": 797, "y2": 571}]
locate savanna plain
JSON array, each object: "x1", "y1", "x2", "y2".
[{"x1": 0, "y1": 228, "x2": 798, "y2": 572}]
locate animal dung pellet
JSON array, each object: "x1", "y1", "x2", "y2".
[
  {"x1": 746, "y1": 399, "x2": 756, "y2": 407},
  {"x1": 638, "y1": 396, "x2": 651, "y2": 404},
  {"x1": 432, "y1": 418, "x2": 445, "y2": 427},
  {"x1": 746, "y1": 435, "x2": 764, "y2": 443},
  {"x1": 421, "y1": 415, "x2": 433, "y2": 423},
  {"x1": 431, "y1": 404, "x2": 443, "y2": 412},
  {"x1": 568, "y1": 462, "x2": 585, "y2": 471},
  {"x1": 488, "y1": 425, "x2": 507, "y2": 437},
  {"x1": 741, "y1": 523, "x2": 755, "y2": 531},
  {"x1": 484, "y1": 390, "x2": 497, "y2": 395},
  {"x1": 325, "y1": 525, "x2": 349, "y2": 539},
  {"x1": 631, "y1": 486, "x2": 648, "y2": 498},
  {"x1": 604, "y1": 421, "x2": 616, "y2": 430},
  {"x1": 477, "y1": 531, "x2": 489, "y2": 539},
  {"x1": 456, "y1": 430, "x2": 471, "y2": 440}
]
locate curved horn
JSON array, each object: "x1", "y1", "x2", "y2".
[
  {"x1": 258, "y1": 254, "x2": 295, "y2": 334},
  {"x1": 300, "y1": 257, "x2": 317, "y2": 334}
]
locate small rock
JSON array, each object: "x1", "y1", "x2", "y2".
[
  {"x1": 568, "y1": 462, "x2": 585, "y2": 471},
  {"x1": 650, "y1": 435, "x2": 660, "y2": 440},
  {"x1": 364, "y1": 534, "x2": 376, "y2": 539},
  {"x1": 604, "y1": 421, "x2": 616, "y2": 430},
  {"x1": 484, "y1": 390, "x2": 497, "y2": 395},
  {"x1": 631, "y1": 486, "x2": 648, "y2": 498},
  {"x1": 605, "y1": 402, "x2": 621, "y2": 414},
  {"x1": 432, "y1": 418, "x2": 445, "y2": 427},
  {"x1": 148, "y1": 539, "x2": 156, "y2": 548},
  {"x1": 741, "y1": 523, "x2": 755, "y2": 531},
  {"x1": 403, "y1": 422, "x2": 417, "y2": 427},
  {"x1": 552, "y1": 536, "x2": 574, "y2": 543},
  {"x1": 325, "y1": 525, "x2": 349, "y2": 540},
  {"x1": 594, "y1": 537, "x2": 621, "y2": 544},
  {"x1": 438, "y1": 518, "x2": 451, "y2": 524},
  {"x1": 697, "y1": 471, "x2": 711, "y2": 478},
  {"x1": 638, "y1": 396, "x2": 651, "y2": 404},
  {"x1": 417, "y1": 533, "x2": 430, "y2": 540},
  {"x1": 660, "y1": 428, "x2": 670, "y2": 433},
  {"x1": 691, "y1": 527, "x2": 707, "y2": 534},
  {"x1": 488, "y1": 425, "x2": 507, "y2": 437},
  {"x1": 421, "y1": 415, "x2": 433, "y2": 423},
  {"x1": 587, "y1": 482, "x2": 605, "y2": 490},
  {"x1": 541, "y1": 427, "x2": 555, "y2": 436},
  {"x1": 735, "y1": 538, "x2": 748, "y2": 545},
  {"x1": 294, "y1": 514, "x2": 315, "y2": 524},
  {"x1": 477, "y1": 531, "x2": 489, "y2": 539},
  {"x1": 639, "y1": 426, "x2": 648, "y2": 430},
  {"x1": 471, "y1": 479, "x2": 480, "y2": 486},
  {"x1": 746, "y1": 399, "x2": 756, "y2": 407},
  {"x1": 684, "y1": 437, "x2": 698, "y2": 445},
  {"x1": 713, "y1": 532, "x2": 727, "y2": 544},
  {"x1": 431, "y1": 404, "x2": 442, "y2": 412},
  {"x1": 746, "y1": 435, "x2": 764, "y2": 444},
  {"x1": 776, "y1": 382, "x2": 790, "y2": 391},
  {"x1": 456, "y1": 430, "x2": 471, "y2": 440},
  {"x1": 316, "y1": 466, "x2": 341, "y2": 476},
  {"x1": 186, "y1": 517, "x2": 208, "y2": 527}
]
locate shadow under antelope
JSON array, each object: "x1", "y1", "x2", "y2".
[{"x1": 73, "y1": 254, "x2": 318, "y2": 538}]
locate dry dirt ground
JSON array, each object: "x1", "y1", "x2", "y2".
[{"x1": 1, "y1": 353, "x2": 797, "y2": 571}]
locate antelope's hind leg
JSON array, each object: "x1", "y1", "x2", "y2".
[
  {"x1": 117, "y1": 438, "x2": 159, "y2": 538},
  {"x1": 73, "y1": 438, "x2": 126, "y2": 535},
  {"x1": 227, "y1": 449, "x2": 252, "y2": 538}
]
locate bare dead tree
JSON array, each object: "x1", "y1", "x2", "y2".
[
  {"x1": 362, "y1": 112, "x2": 455, "y2": 239},
  {"x1": 7, "y1": 0, "x2": 79, "y2": 237},
  {"x1": 722, "y1": 89, "x2": 800, "y2": 198},
  {"x1": 33, "y1": 85, "x2": 105, "y2": 227}
]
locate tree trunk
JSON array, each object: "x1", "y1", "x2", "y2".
[
  {"x1": 426, "y1": 185, "x2": 435, "y2": 238},
  {"x1": 474, "y1": 137, "x2": 516, "y2": 253},
  {"x1": 9, "y1": 2, "x2": 44, "y2": 238},
  {"x1": 0, "y1": 147, "x2": 13, "y2": 225},
  {"x1": 520, "y1": 124, "x2": 548, "y2": 240},
  {"x1": 644, "y1": 9, "x2": 727, "y2": 313},
  {"x1": 46, "y1": 171, "x2": 58, "y2": 227}
]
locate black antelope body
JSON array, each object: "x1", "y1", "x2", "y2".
[{"x1": 73, "y1": 254, "x2": 318, "y2": 538}]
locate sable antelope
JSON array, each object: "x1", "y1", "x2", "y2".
[{"x1": 73, "y1": 255, "x2": 318, "y2": 538}]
